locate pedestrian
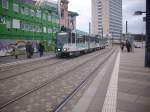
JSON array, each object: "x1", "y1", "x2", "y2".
[
  {"x1": 38, "y1": 42, "x2": 45, "y2": 57},
  {"x1": 120, "y1": 42, "x2": 124, "y2": 52},
  {"x1": 126, "y1": 40, "x2": 131, "y2": 52},
  {"x1": 25, "y1": 41, "x2": 34, "y2": 58},
  {"x1": 12, "y1": 47, "x2": 18, "y2": 59}
]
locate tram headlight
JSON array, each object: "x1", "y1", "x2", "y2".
[
  {"x1": 63, "y1": 48, "x2": 67, "y2": 51},
  {"x1": 57, "y1": 49, "x2": 61, "y2": 51}
]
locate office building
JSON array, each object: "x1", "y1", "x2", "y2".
[{"x1": 92, "y1": 0, "x2": 122, "y2": 39}]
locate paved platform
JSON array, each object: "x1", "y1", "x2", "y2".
[
  {"x1": 72, "y1": 48, "x2": 150, "y2": 112},
  {"x1": 72, "y1": 48, "x2": 119, "y2": 112},
  {"x1": 117, "y1": 48, "x2": 150, "y2": 112},
  {"x1": 0, "y1": 48, "x2": 150, "y2": 112},
  {"x1": 0, "y1": 52, "x2": 55, "y2": 67}
]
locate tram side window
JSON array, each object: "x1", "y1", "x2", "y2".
[
  {"x1": 79, "y1": 37, "x2": 84, "y2": 43},
  {"x1": 76, "y1": 34, "x2": 79, "y2": 43},
  {"x1": 83, "y1": 36, "x2": 86, "y2": 43},
  {"x1": 89, "y1": 37, "x2": 91, "y2": 43},
  {"x1": 76, "y1": 37, "x2": 79, "y2": 43},
  {"x1": 86, "y1": 36, "x2": 89, "y2": 43},
  {"x1": 68, "y1": 33, "x2": 71, "y2": 43},
  {"x1": 72, "y1": 33, "x2": 75, "y2": 43},
  {"x1": 91, "y1": 37, "x2": 94, "y2": 42}
]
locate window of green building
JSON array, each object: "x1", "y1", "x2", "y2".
[
  {"x1": 12, "y1": 19, "x2": 20, "y2": 29},
  {"x1": 53, "y1": 28, "x2": 57, "y2": 33},
  {"x1": 6, "y1": 19, "x2": 12, "y2": 28},
  {"x1": 25, "y1": 7, "x2": 29, "y2": 15},
  {"x1": 36, "y1": 10, "x2": 41, "y2": 18},
  {"x1": 20, "y1": 21, "x2": 25, "y2": 30},
  {"x1": 29, "y1": 24, "x2": 33, "y2": 31},
  {"x1": 31, "y1": 9, "x2": 35, "y2": 17},
  {"x1": 31, "y1": 25, "x2": 35, "y2": 32},
  {"x1": 43, "y1": 13, "x2": 47, "y2": 20},
  {"x1": 48, "y1": 28, "x2": 52, "y2": 33},
  {"x1": 21, "y1": 7, "x2": 25, "y2": 14},
  {"x1": 2, "y1": 0, "x2": 8, "y2": 9},
  {"x1": 48, "y1": 13, "x2": 51, "y2": 21},
  {"x1": 13, "y1": 3, "x2": 19, "y2": 12},
  {"x1": 43, "y1": 27, "x2": 47, "y2": 33},
  {"x1": 0, "y1": 16, "x2": 6, "y2": 24},
  {"x1": 25, "y1": 23, "x2": 29, "y2": 31},
  {"x1": 36, "y1": 26, "x2": 42, "y2": 32},
  {"x1": 52, "y1": 16, "x2": 56, "y2": 23},
  {"x1": 56, "y1": 17, "x2": 59, "y2": 24},
  {"x1": 20, "y1": 21, "x2": 35, "y2": 32}
]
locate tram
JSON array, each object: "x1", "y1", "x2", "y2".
[{"x1": 55, "y1": 29, "x2": 106, "y2": 57}]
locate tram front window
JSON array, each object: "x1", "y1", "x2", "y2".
[{"x1": 57, "y1": 32, "x2": 69, "y2": 45}]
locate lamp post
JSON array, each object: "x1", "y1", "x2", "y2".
[
  {"x1": 134, "y1": 0, "x2": 150, "y2": 67},
  {"x1": 145, "y1": 0, "x2": 150, "y2": 67},
  {"x1": 126, "y1": 20, "x2": 128, "y2": 34}
]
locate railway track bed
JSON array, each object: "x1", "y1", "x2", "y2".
[{"x1": 0, "y1": 48, "x2": 117, "y2": 112}]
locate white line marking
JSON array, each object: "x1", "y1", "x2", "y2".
[{"x1": 102, "y1": 50, "x2": 120, "y2": 112}]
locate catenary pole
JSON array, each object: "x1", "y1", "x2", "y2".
[{"x1": 145, "y1": 0, "x2": 150, "y2": 67}]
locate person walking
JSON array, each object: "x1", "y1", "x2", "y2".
[
  {"x1": 126, "y1": 40, "x2": 131, "y2": 52},
  {"x1": 38, "y1": 42, "x2": 44, "y2": 57},
  {"x1": 25, "y1": 41, "x2": 34, "y2": 58},
  {"x1": 12, "y1": 47, "x2": 18, "y2": 59},
  {"x1": 121, "y1": 42, "x2": 125, "y2": 52}
]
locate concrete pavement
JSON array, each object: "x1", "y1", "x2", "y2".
[
  {"x1": 1, "y1": 47, "x2": 150, "y2": 112},
  {"x1": 117, "y1": 48, "x2": 150, "y2": 112},
  {"x1": 0, "y1": 52, "x2": 55, "y2": 67},
  {"x1": 72, "y1": 48, "x2": 150, "y2": 112}
]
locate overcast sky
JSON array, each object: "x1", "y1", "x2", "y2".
[{"x1": 54, "y1": 0, "x2": 146, "y2": 34}]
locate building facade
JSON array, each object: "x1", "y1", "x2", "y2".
[
  {"x1": 0, "y1": 0, "x2": 59, "y2": 56},
  {"x1": 68, "y1": 11, "x2": 78, "y2": 30},
  {"x1": 91, "y1": 0, "x2": 122, "y2": 39},
  {"x1": 60, "y1": 0, "x2": 69, "y2": 28},
  {"x1": 0, "y1": 0, "x2": 79, "y2": 56},
  {"x1": 59, "y1": 0, "x2": 78, "y2": 30}
]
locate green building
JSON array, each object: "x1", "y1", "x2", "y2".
[{"x1": 0, "y1": 0, "x2": 59, "y2": 56}]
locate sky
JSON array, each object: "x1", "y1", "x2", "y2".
[{"x1": 53, "y1": 0, "x2": 146, "y2": 34}]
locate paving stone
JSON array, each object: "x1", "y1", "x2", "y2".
[
  {"x1": 117, "y1": 109, "x2": 128, "y2": 112},
  {"x1": 118, "y1": 80, "x2": 132, "y2": 93},
  {"x1": 117, "y1": 100, "x2": 150, "y2": 112},
  {"x1": 119, "y1": 71, "x2": 150, "y2": 82},
  {"x1": 118, "y1": 92, "x2": 138, "y2": 103},
  {"x1": 117, "y1": 49, "x2": 150, "y2": 112},
  {"x1": 119, "y1": 78, "x2": 150, "y2": 87},
  {"x1": 136, "y1": 96, "x2": 150, "y2": 106}
]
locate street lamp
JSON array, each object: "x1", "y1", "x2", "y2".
[{"x1": 134, "y1": 1, "x2": 150, "y2": 67}]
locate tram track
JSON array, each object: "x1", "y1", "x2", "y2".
[
  {"x1": 0, "y1": 49, "x2": 110, "y2": 81},
  {"x1": 0, "y1": 58, "x2": 65, "y2": 81},
  {"x1": 0, "y1": 56, "x2": 55, "y2": 72},
  {"x1": 52, "y1": 49, "x2": 116, "y2": 112},
  {"x1": 0, "y1": 48, "x2": 113, "y2": 111}
]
